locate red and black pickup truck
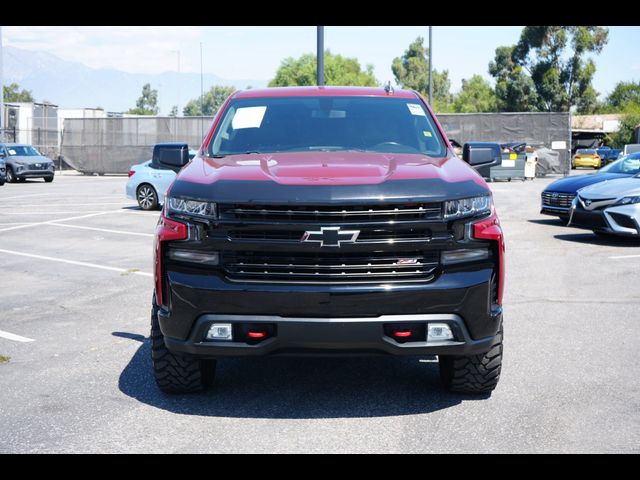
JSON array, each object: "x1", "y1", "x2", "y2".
[{"x1": 151, "y1": 86, "x2": 505, "y2": 395}]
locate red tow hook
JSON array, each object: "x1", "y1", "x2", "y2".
[
  {"x1": 247, "y1": 330, "x2": 267, "y2": 339},
  {"x1": 392, "y1": 330, "x2": 412, "y2": 338}
]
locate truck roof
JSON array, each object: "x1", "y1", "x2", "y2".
[{"x1": 232, "y1": 86, "x2": 419, "y2": 99}]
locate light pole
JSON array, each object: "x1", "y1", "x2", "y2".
[
  {"x1": 170, "y1": 49, "x2": 181, "y2": 116},
  {"x1": 428, "y1": 26, "x2": 433, "y2": 106},
  {"x1": 317, "y1": 26, "x2": 324, "y2": 87},
  {"x1": 0, "y1": 26, "x2": 4, "y2": 142},
  {"x1": 200, "y1": 42, "x2": 204, "y2": 139}
]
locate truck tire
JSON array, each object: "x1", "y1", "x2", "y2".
[
  {"x1": 151, "y1": 298, "x2": 216, "y2": 393},
  {"x1": 439, "y1": 325, "x2": 503, "y2": 394}
]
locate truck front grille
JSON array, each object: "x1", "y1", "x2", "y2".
[
  {"x1": 226, "y1": 227, "x2": 432, "y2": 243},
  {"x1": 542, "y1": 192, "x2": 575, "y2": 209},
  {"x1": 222, "y1": 252, "x2": 440, "y2": 284},
  {"x1": 219, "y1": 203, "x2": 442, "y2": 222}
]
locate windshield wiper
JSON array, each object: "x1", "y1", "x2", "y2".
[{"x1": 211, "y1": 151, "x2": 262, "y2": 158}]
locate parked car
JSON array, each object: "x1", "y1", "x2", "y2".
[
  {"x1": 569, "y1": 174, "x2": 640, "y2": 237},
  {"x1": 0, "y1": 155, "x2": 6, "y2": 186},
  {"x1": 0, "y1": 143, "x2": 55, "y2": 183},
  {"x1": 150, "y1": 86, "x2": 506, "y2": 395},
  {"x1": 572, "y1": 149, "x2": 602, "y2": 169},
  {"x1": 623, "y1": 144, "x2": 640, "y2": 156},
  {"x1": 126, "y1": 147, "x2": 196, "y2": 210},
  {"x1": 595, "y1": 146, "x2": 623, "y2": 166},
  {"x1": 541, "y1": 153, "x2": 640, "y2": 220}
]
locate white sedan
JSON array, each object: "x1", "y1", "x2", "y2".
[
  {"x1": 569, "y1": 173, "x2": 640, "y2": 237},
  {"x1": 126, "y1": 150, "x2": 196, "y2": 210}
]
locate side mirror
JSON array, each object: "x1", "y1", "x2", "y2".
[
  {"x1": 463, "y1": 142, "x2": 501, "y2": 167},
  {"x1": 152, "y1": 143, "x2": 190, "y2": 172}
]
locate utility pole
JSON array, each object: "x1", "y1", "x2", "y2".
[
  {"x1": 0, "y1": 26, "x2": 4, "y2": 142},
  {"x1": 428, "y1": 26, "x2": 433, "y2": 106},
  {"x1": 200, "y1": 42, "x2": 204, "y2": 138},
  {"x1": 171, "y1": 49, "x2": 181, "y2": 116},
  {"x1": 317, "y1": 26, "x2": 324, "y2": 86}
]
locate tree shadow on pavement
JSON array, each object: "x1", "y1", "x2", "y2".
[
  {"x1": 113, "y1": 332, "x2": 485, "y2": 419},
  {"x1": 554, "y1": 233, "x2": 640, "y2": 247}
]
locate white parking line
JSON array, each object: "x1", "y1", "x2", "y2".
[
  {"x1": 0, "y1": 211, "x2": 112, "y2": 215},
  {"x1": 0, "y1": 248, "x2": 153, "y2": 277},
  {"x1": 0, "y1": 210, "x2": 124, "y2": 233},
  {"x1": 49, "y1": 223, "x2": 154, "y2": 237},
  {"x1": 0, "y1": 193, "x2": 51, "y2": 201},
  {"x1": 0, "y1": 329, "x2": 35, "y2": 343},
  {"x1": 12, "y1": 202, "x2": 132, "y2": 208},
  {"x1": 610, "y1": 254, "x2": 640, "y2": 260}
]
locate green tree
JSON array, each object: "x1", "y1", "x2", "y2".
[
  {"x1": 489, "y1": 46, "x2": 540, "y2": 111},
  {"x1": 492, "y1": 26, "x2": 609, "y2": 113},
  {"x1": 452, "y1": 75, "x2": 498, "y2": 113},
  {"x1": 169, "y1": 105, "x2": 178, "y2": 117},
  {"x1": 127, "y1": 83, "x2": 159, "y2": 115},
  {"x1": 183, "y1": 85, "x2": 236, "y2": 116},
  {"x1": 605, "y1": 81, "x2": 640, "y2": 111},
  {"x1": 391, "y1": 37, "x2": 453, "y2": 111},
  {"x1": 609, "y1": 104, "x2": 640, "y2": 148},
  {"x1": 3, "y1": 83, "x2": 34, "y2": 103},
  {"x1": 269, "y1": 50, "x2": 377, "y2": 87}
]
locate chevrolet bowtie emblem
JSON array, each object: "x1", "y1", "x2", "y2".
[{"x1": 301, "y1": 227, "x2": 360, "y2": 247}]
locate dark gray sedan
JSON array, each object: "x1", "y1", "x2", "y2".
[{"x1": 0, "y1": 143, "x2": 55, "y2": 183}]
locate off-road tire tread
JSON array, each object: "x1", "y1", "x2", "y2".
[
  {"x1": 151, "y1": 301, "x2": 215, "y2": 393},
  {"x1": 439, "y1": 326, "x2": 503, "y2": 394}
]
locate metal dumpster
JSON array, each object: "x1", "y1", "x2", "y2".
[{"x1": 489, "y1": 152, "x2": 527, "y2": 182}]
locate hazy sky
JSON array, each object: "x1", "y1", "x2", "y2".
[{"x1": 4, "y1": 26, "x2": 640, "y2": 98}]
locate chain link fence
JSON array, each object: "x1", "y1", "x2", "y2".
[
  {"x1": 438, "y1": 112, "x2": 572, "y2": 175},
  {"x1": 1, "y1": 127, "x2": 60, "y2": 162},
  {"x1": 60, "y1": 117, "x2": 214, "y2": 174}
]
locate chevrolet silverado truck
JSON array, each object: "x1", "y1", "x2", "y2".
[{"x1": 151, "y1": 86, "x2": 505, "y2": 395}]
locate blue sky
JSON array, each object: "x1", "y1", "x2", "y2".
[{"x1": 5, "y1": 26, "x2": 640, "y2": 98}]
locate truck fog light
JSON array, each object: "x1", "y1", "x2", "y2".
[
  {"x1": 169, "y1": 249, "x2": 219, "y2": 265},
  {"x1": 206, "y1": 323, "x2": 233, "y2": 341},
  {"x1": 427, "y1": 323, "x2": 454, "y2": 342},
  {"x1": 441, "y1": 248, "x2": 489, "y2": 265}
]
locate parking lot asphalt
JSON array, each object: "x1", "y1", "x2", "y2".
[{"x1": 0, "y1": 171, "x2": 639, "y2": 453}]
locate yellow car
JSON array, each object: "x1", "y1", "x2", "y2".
[{"x1": 572, "y1": 149, "x2": 602, "y2": 169}]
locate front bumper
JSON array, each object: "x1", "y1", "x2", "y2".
[
  {"x1": 570, "y1": 203, "x2": 640, "y2": 236},
  {"x1": 162, "y1": 312, "x2": 501, "y2": 357},
  {"x1": 541, "y1": 206, "x2": 570, "y2": 217},
  {"x1": 14, "y1": 168, "x2": 54, "y2": 178},
  {"x1": 158, "y1": 265, "x2": 502, "y2": 357}
]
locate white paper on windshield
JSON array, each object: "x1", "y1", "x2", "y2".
[
  {"x1": 232, "y1": 106, "x2": 267, "y2": 129},
  {"x1": 407, "y1": 103, "x2": 426, "y2": 116},
  {"x1": 7, "y1": 149, "x2": 16, "y2": 155}
]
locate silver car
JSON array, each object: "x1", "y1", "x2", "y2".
[
  {"x1": 0, "y1": 143, "x2": 55, "y2": 183},
  {"x1": 569, "y1": 173, "x2": 640, "y2": 237}
]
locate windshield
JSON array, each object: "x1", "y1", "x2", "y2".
[
  {"x1": 576, "y1": 149, "x2": 595, "y2": 155},
  {"x1": 207, "y1": 96, "x2": 447, "y2": 157},
  {"x1": 6, "y1": 145, "x2": 42, "y2": 157},
  {"x1": 600, "y1": 153, "x2": 640, "y2": 174}
]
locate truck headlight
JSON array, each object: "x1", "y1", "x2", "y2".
[
  {"x1": 444, "y1": 195, "x2": 492, "y2": 220},
  {"x1": 167, "y1": 197, "x2": 217, "y2": 219},
  {"x1": 615, "y1": 196, "x2": 640, "y2": 206}
]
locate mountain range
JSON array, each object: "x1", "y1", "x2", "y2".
[{"x1": 3, "y1": 46, "x2": 268, "y2": 114}]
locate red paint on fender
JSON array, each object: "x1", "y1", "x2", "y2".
[{"x1": 473, "y1": 214, "x2": 506, "y2": 305}]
